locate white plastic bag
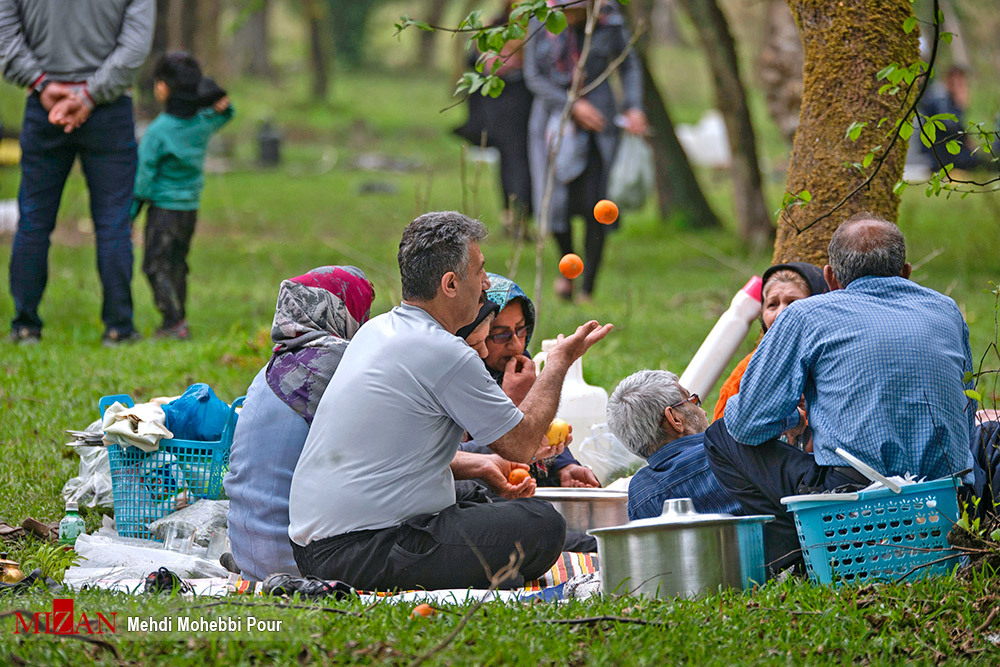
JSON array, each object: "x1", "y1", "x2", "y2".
[
  {"x1": 575, "y1": 423, "x2": 646, "y2": 486},
  {"x1": 62, "y1": 420, "x2": 114, "y2": 509},
  {"x1": 608, "y1": 133, "x2": 654, "y2": 212}
]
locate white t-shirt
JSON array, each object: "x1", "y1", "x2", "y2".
[{"x1": 288, "y1": 304, "x2": 523, "y2": 545}]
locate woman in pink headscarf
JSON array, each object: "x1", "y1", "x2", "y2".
[{"x1": 224, "y1": 266, "x2": 376, "y2": 581}]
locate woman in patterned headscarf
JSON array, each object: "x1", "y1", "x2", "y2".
[{"x1": 224, "y1": 266, "x2": 375, "y2": 581}]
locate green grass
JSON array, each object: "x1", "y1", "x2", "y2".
[{"x1": 1, "y1": 44, "x2": 999, "y2": 665}]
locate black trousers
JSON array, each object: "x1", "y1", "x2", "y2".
[
  {"x1": 554, "y1": 138, "x2": 608, "y2": 296},
  {"x1": 143, "y1": 206, "x2": 197, "y2": 328},
  {"x1": 292, "y1": 482, "x2": 566, "y2": 590},
  {"x1": 703, "y1": 419, "x2": 870, "y2": 574}
]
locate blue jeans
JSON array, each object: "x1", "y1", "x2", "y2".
[{"x1": 10, "y1": 94, "x2": 137, "y2": 335}]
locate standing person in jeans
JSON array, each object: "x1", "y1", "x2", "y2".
[
  {"x1": 133, "y1": 53, "x2": 234, "y2": 340},
  {"x1": 0, "y1": 0, "x2": 154, "y2": 345}
]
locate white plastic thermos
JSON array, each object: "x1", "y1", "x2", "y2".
[
  {"x1": 533, "y1": 339, "x2": 609, "y2": 462},
  {"x1": 678, "y1": 276, "x2": 763, "y2": 400}
]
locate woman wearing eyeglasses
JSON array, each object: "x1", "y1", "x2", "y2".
[{"x1": 480, "y1": 273, "x2": 600, "y2": 490}]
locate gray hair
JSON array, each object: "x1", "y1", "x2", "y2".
[
  {"x1": 827, "y1": 212, "x2": 906, "y2": 287},
  {"x1": 607, "y1": 370, "x2": 683, "y2": 459},
  {"x1": 397, "y1": 211, "x2": 488, "y2": 301}
]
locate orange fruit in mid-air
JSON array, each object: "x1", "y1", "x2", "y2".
[
  {"x1": 559, "y1": 253, "x2": 584, "y2": 280},
  {"x1": 594, "y1": 199, "x2": 619, "y2": 224},
  {"x1": 508, "y1": 468, "x2": 531, "y2": 485},
  {"x1": 411, "y1": 603, "x2": 436, "y2": 618}
]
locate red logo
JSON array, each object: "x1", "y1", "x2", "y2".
[{"x1": 13, "y1": 599, "x2": 116, "y2": 635}]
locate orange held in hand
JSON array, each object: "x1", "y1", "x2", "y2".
[
  {"x1": 411, "y1": 603, "x2": 436, "y2": 618},
  {"x1": 508, "y1": 468, "x2": 531, "y2": 485},
  {"x1": 546, "y1": 418, "x2": 570, "y2": 446},
  {"x1": 559, "y1": 253, "x2": 584, "y2": 280},
  {"x1": 594, "y1": 199, "x2": 618, "y2": 224}
]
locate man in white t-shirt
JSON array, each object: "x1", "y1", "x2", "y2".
[{"x1": 288, "y1": 211, "x2": 612, "y2": 590}]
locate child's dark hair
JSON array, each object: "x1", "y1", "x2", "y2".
[{"x1": 153, "y1": 52, "x2": 202, "y2": 96}]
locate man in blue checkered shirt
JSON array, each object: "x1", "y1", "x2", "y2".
[
  {"x1": 704, "y1": 213, "x2": 977, "y2": 572},
  {"x1": 607, "y1": 370, "x2": 743, "y2": 520}
]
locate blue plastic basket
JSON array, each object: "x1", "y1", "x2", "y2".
[
  {"x1": 100, "y1": 393, "x2": 244, "y2": 540},
  {"x1": 784, "y1": 477, "x2": 962, "y2": 585}
]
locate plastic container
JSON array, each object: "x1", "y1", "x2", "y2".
[
  {"x1": 533, "y1": 339, "x2": 608, "y2": 462},
  {"x1": 99, "y1": 394, "x2": 244, "y2": 540},
  {"x1": 783, "y1": 477, "x2": 962, "y2": 585},
  {"x1": 58, "y1": 501, "x2": 86, "y2": 547},
  {"x1": 678, "y1": 276, "x2": 762, "y2": 400}
]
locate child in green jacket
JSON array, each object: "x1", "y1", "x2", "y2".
[{"x1": 133, "y1": 52, "x2": 234, "y2": 339}]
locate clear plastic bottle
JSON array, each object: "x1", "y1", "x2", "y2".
[
  {"x1": 58, "y1": 501, "x2": 86, "y2": 547},
  {"x1": 533, "y1": 339, "x2": 609, "y2": 461}
]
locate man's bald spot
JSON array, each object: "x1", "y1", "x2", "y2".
[
  {"x1": 827, "y1": 213, "x2": 908, "y2": 287},
  {"x1": 833, "y1": 217, "x2": 904, "y2": 253}
]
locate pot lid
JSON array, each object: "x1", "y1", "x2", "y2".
[
  {"x1": 588, "y1": 497, "x2": 773, "y2": 536},
  {"x1": 534, "y1": 488, "x2": 628, "y2": 501}
]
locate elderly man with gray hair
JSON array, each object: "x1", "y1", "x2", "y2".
[
  {"x1": 705, "y1": 213, "x2": 978, "y2": 573},
  {"x1": 288, "y1": 211, "x2": 612, "y2": 591},
  {"x1": 607, "y1": 370, "x2": 742, "y2": 521}
]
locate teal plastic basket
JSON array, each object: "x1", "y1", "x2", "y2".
[
  {"x1": 100, "y1": 393, "x2": 244, "y2": 540},
  {"x1": 784, "y1": 477, "x2": 962, "y2": 585}
]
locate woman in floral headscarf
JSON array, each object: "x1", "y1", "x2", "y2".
[{"x1": 224, "y1": 266, "x2": 375, "y2": 581}]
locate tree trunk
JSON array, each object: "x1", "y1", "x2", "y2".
[
  {"x1": 758, "y1": 0, "x2": 802, "y2": 145},
  {"x1": 304, "y1": 0, "x2": 330, "y2": 101},
  {"x1": 639, "y1": 52, "x2": 721, "y2": 228},
  {"x1": 194, "y1": 0, "x2": 221, "y2": 76},
  {"x1": 652, "y1": 0, "x2": 687, "y2": 47},
  {"x1": 179, "y1": 0, "x2": 197, "y2": 50},
  {"x1": 774, "y1": 0, "x2": 919, "y2": 265},
  {"x1": 234, "y1": 0, "x2": 273, "y2": 78},
  {"x1": 680, "y1": 0, "x2": 771, "y2": 247},
  {"x1": 419, "y1": 0, "x2": 449, "y2": 67},
  {"x1": 136, "y1": 0, "x2": 171, "y2": 120}
]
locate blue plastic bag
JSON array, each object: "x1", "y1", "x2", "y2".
[{"x1": 162, "y1": 384, "x2": 229, "y2": 441}]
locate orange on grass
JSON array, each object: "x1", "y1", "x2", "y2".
[
  {"x1": 508, "y1": 468, "x2": 531, "y2": 485},
  {"x1": 593, "y1": 199, "x2": 619, "y2": 224},
  {"x1": 411, "y1": 603, "x2": 436, "y2": 618},
  {"x1": 559, "y1": 253, "x2": 584, "y2": 280}
]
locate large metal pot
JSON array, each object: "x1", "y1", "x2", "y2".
[
  {"x1": 589, "y1": 498, "x2": 773, "y2": 599},
  {"x1": 534, "y1": 488, "x2": 629, "y2": 533}
]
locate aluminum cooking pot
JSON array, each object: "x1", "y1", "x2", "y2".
[
  {"x1": 589, "y1": 498, "x2": 773, "y2": 599},
  {"x1": 534, "y1": 487, "x2": 629, "y2": 534}
]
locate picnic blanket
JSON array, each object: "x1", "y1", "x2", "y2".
[{"x1": 66, "y1": 551, "x2": 601, "y2": 604}]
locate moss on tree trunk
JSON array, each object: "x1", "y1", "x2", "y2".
[{"x1": 774, "y1": 0, "x2": 919, "y2": 265}]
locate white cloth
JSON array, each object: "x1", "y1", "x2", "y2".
[
  {"x1": 288, "y1": 304, "x2": 523, "y2": 545},
  {"x1": 101, "y1": 401, "x2": 173, "y2": 452}
]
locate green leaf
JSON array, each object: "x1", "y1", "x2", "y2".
[
  {"x1": 990, "y1": 528, "x2": 1000, "y2": 542},
  {"x1": 964, "y1": 389, "x2": 982, "y2": 403},
  {"x1": 941, "y1": 31, "x2": 953, "y2": 44},
  {"x1": 846, "y1": 121, "x2": 866, "y2": 142},
  {"x1": 876, "y1": 63, "x2": 897, "y2": 81},
  {"x1": 963, "y1": 371, "x2": 975, "y2": 383},
  {"x1": 893, "y1": 180, "x2": 908, "y2": 196},
  {"x1": 799, "y1": 190, "x2": 812, "y2": 203},
  {"x1": 903, "y1": 16, "x2": 918, "y2": 33},
  {"x1": 545, "y1": 10, "x2": 567, "y2": 35},
  {"x1": 946, "y1": 140, "x2": 962, "y2": 155},
  {"x1": 862, "y1": 152, "x2": 874, "y2": 169},
  {"x1": 900, "y1": 121, "x2": 914, "y2": 140}
]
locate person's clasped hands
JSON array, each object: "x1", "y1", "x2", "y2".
[{"x1": 39, "y1": 82, "x2": 93, "y2": 133}]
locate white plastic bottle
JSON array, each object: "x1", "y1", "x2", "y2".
[
  {"x1": 533, "y1": 339, "x2": 609, "y2": 461},
  {"x1": 678, "y1": 276, "x2": 762, "y2": 400}
]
